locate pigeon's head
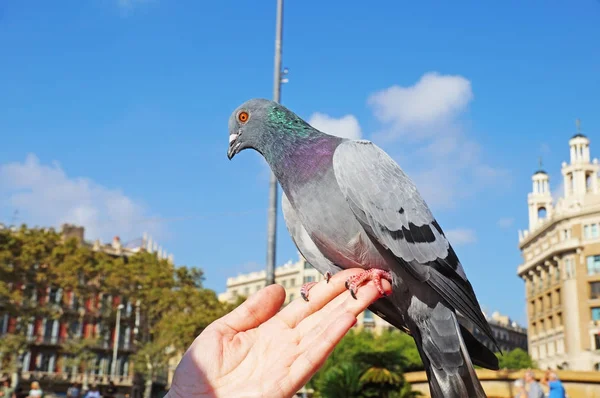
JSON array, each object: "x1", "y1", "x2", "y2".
[{"x1": 227, "y1": 98, "x2": 275, "y2": 160}]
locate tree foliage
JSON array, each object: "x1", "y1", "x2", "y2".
[
  {"x1": 496, "y1": 348, "x2": 536, "y2": 370},
  {"x1": 0, "y1": 225, "x2": 235, "y2": 385},
  {"x1": 311, "y1": 329, "x2": 422, "y2": 398}
]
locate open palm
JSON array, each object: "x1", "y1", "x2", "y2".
[{"x1": 167, "y1": 268, "x2": 391, "y2": 398}]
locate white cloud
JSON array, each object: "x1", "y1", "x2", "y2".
[
  {"x1": 445, "y1": 228, "x2": 477, "y2": 245},
  {"x1": 365, "y1": 72, "x2": 507, "y2": 209},
  {"x1": 308, "y1": 112, "x2": 362, "y2": 140},
  {"x1": 0, "y1": 154, "x2": 161, "y2": 242},
  {"x1": 368, "y1": 72, "x2": 473, "y2": 141},
  {"x1": 497, "y1": 217, "x2": 515, "y2": 228}
]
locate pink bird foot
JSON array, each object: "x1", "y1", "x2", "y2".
[
  {"x1": 300, "y1": 282, "x2": 317, "y2": 302},
  {"x1": 345, "y1": 269, "x2": 392, "y2": 299}
]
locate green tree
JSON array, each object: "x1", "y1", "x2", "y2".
[
  {"x1": 62, "y1": 337, "x2": 100, "y2": 390},
  {"x1": 311, "y1": 328, "x2": 423, "y2": 398},
  {"x1": 0, "y1": 225, "x2": 235, "y2": 397},
  {"x1": 0, "y1": 334, "x2": 28, "y2": 373},
  {"x1": 355, "y1": 351, "x2": 405, "y2": 398},
  {"x1": 317, "y1": 363, "x2": 364, "y2": 398},
  {"x1": 496, "y1": 348, "x2": 536, "y2": 370}
]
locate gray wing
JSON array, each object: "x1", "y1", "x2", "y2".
[{"x1": 332, "y1": 140, "x2": 498, "y2": 350}]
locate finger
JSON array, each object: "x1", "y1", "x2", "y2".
[
  {"x1": 296, "y1": 277, "x2": 389, "y2": 339},
  {"x1": 215, "y1": 284, "x2": 285, "y2": 334},
  {"x1": 289, "y1": 312, "x2": 358, "y2": 389},
  {"x1": 276, "y1": 268, "x2": 367, "y2": 329}
]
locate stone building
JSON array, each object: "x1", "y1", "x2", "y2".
[
  {"x1": 0, "y1": 223, "x2": 172, "y2": 394},
  {"x1": 457, "y1": 311, "x2": 528, "y2": 353},
  {"x1": 517, "y1": 124, "x2": 600, "y2": 370}
]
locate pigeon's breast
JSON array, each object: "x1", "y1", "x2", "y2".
[{"x1": 287, "y1": 167, "x2": 391, "y2": 271}]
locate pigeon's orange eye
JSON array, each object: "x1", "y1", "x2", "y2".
[{"x1": 238, "y1": 111, "x2": 249, "y2": 123}]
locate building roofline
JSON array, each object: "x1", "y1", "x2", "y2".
[
  {"x1": 571, "y1": 133, "x2": 587, "y2": 139},
  {"x1": 518, "y1": 202, "x2": 600, "y2": 249}
]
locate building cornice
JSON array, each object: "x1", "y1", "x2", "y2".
[
  {"x1": 517, "y1": 238, "x2": 581, "y2": 277},
  {"x1": 519, "y1": 202, "x2": 600, "y2": 249}
]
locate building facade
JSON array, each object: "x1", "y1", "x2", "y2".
[
  {"x1": 220, "y1": 256, "x2": 527, "y2": 351},
  {"x1": 458, "y1": 311, "x2": 528, "y2": 354},
  {"x1": 0, "y1": 224, "x2": 172, "y2": 393},
  {"x1": 517, "y1": 127, "x2": 600, "y2": 370}
]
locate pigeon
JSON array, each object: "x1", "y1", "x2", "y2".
[
  {"x1": 227, "y1": 98, "x2": 499, "y2": 398},
  {"x1": 283, "y1": 191, "x2": 499, "y2": 370}
]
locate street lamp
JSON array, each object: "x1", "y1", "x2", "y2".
[
  {"x1": 111, "y1": 304, "x2": 125, "y2": 380},
  {"x1": 266, "y1": 0, "x2": 287, "y2": 286}
]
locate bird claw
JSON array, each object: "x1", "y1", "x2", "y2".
[
  {"x1": 344, "y1": 269, "x2": 392, "y2": 299},
  {"x1": 325, "y1": 271, "x2": 331, "y2": 283},
  {"x1": 300, "y1": 281, "x2": 317, "y2": 302}
]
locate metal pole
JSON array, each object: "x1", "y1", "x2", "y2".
[
  {"x1": 111, "y1": 304, "x2": 124, "y2": 379},
  {"x1": 266, "y1": 0, "x2": 284, "y2": 286}
]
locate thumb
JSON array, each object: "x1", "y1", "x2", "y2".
[{"x1": 216, "y1": 284, "x2": 286, "y2": 333}]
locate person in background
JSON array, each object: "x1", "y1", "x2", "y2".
[
  {"x1": 105, "y1": 381, "x2": 117, "y2": 398},
  {"x1": 26, "y1": 381, "x2": 43, "y2": 398},
  {"x1": 83, "y1": 384, "x2": 101, "y2": 398},
  {"x1": 66, "y1": 382, "x2": 80, "y2": 398},
  {"x1": 542, "y1": 370, "x2": 567, "y2": 398},
  {"x1": 0, "y1": 378, "x2": 15, "y2": 398},
  {"x1": 513, "y1": 379, "x2": 527, "y2": 398},
  {"x1": 523, "y1": 370, "x2": 545, "y2": 398}
]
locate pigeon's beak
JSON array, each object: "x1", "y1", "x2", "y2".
[{"x1": 227, "y1": 133, "x2": 240, "y2": 160}]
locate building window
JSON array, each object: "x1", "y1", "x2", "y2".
[
  {"x1": 290, "y1": 278, "x2": 295, "y2": 287},
  {"x1": 289, "y1": 293, "x2": 294, "y2": 302},
  {"x1": 591, "y1": 282, "x2": 600, "y2": 300},
  {"x1": 587, "y1": 256, "x2": 600, "y2": 276},
  {"x1": 281, "y1": 280, "x2": 287, "y2": 288},
  {"x1": 594, "y1": 334, "x2": 600, "y2": 351},
  {"x1": 562, "y1": 228, "x2": 571, "y2": 240},
  {"x1": 244, "y1": 287, "x2": 250, "y2": 296},
  {"x1": 363, "y1": 310, "x2": 373, "y2": 321},
  {"x1": 303, "y1": 276, "x2": 315, "y2": 283},
  {"x1": 592, "y1": 307, "x2": 600, "y2": 322},
  {"x1": 304, "y1": 262, "x2": 313, "y2": 269},
  {"x1": 565, "y1": 258, "x2": 575, "y2": 278},
  {"x1": 584, "y1": 224, "x2": 600, "y2": 239}
]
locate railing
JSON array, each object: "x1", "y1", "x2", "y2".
[{"x1": 20, "y1": 371, "x2": 135, "y2": 386}]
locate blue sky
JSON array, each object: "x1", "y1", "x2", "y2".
[{"x1": 1, "y1": 0, "x2": 599, "y2": 325}]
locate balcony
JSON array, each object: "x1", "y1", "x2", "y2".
[
  {"x1": 20, "y1": 371, "x2": 135, "y2": 386},
  {"x1": 518, "y1": 237, "x2": 581, "y2": 275}
]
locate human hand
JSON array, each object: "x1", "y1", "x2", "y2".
[{"x1": 167, "y1": 268, "x2": 392, "y2": 398}]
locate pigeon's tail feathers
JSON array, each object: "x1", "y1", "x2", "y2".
[
  {"x1": 460, "y1": 324, "x2": 499, "y2": 370},
  {"x1": 411, "y1": 306, "x2": 487, "y2": 398}
]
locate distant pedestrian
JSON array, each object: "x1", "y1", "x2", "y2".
[
  {"x1": 513, "y1": 379, "x2": 527, "y2": 398},
  {"x1": 105, "y1": 381, "x2": 117, "y2": 398},
  {"x1": 523, "y1": 370, "x2": 545, "y2": 398},
  {"x1": 66, "y1": 383, "x2": 81, "y2": 398},
  {"x1": 26, "y1": 381, "x2": 43, "y2": 398},
  {"x1": 0, "y1": 378, "x2": 15, "y2": 398},
  {"x1": 542, "y1": 371, "x2": 567, "y2": 398},
  {"x1": 83, "y1": 384, "x2": 100, "y2": 398}
]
